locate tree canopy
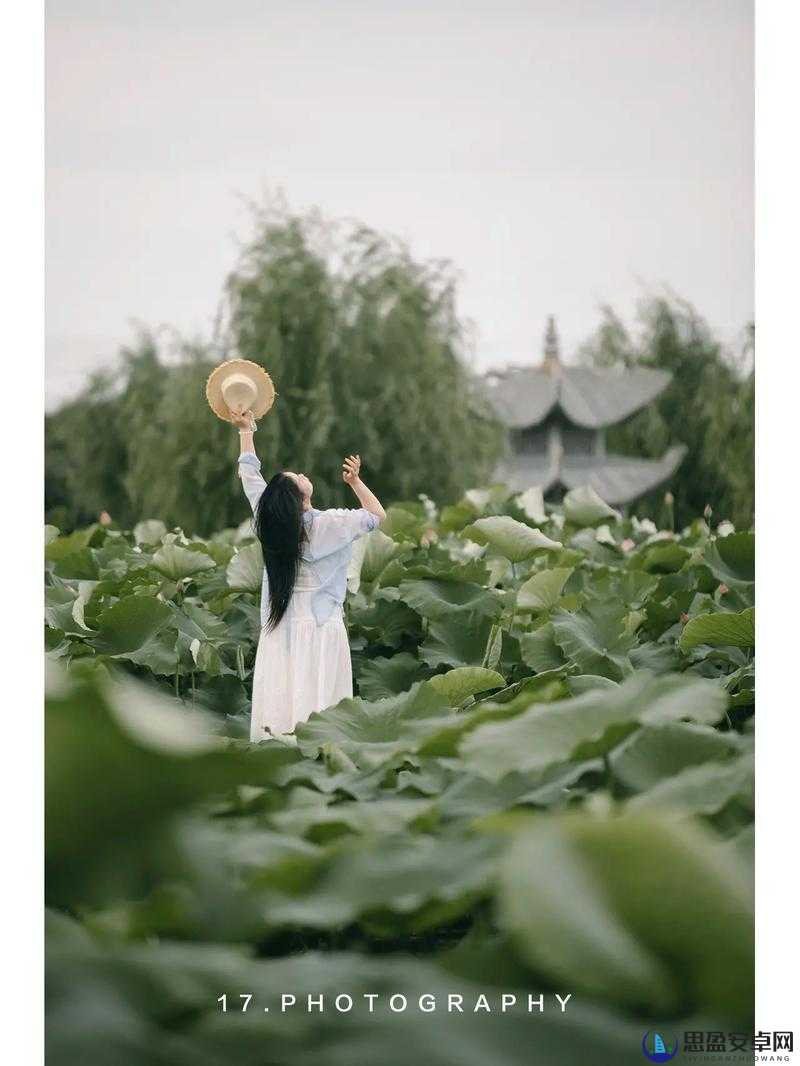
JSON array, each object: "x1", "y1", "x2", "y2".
[
  {"x1": 45, "y1": 204, "x2": 503, "y2": 535},
  {"x1": 578, "y1": 296, "x2": 754, "y2": 530},
  {"x1": 45, "y1": 208, "x2": 752, "y2": 535}
]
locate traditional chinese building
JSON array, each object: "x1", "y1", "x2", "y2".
[{"x1": 481, "y1": 317, "x2": 686, "y2": 505}]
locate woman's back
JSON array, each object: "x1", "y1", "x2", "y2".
[{"x1": 257, "y1": 506, "x2": 379, "y2": 630}]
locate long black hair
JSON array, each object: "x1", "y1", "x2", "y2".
[{"x1": 253, "y1": 471, "x2": 307, "y2": 632}]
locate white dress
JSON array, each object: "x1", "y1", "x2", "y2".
[
  {"x1": 237, "y1": 451, "x2": 379, "y2": 741},
  {"x1": 249, "y1": 559, "x2": 354, "y2": 739}
]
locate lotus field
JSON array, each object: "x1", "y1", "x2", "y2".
[{"x1": 45, "y1": 483, "x2": 755, "y2": 1066}]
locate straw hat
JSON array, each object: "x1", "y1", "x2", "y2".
[{"x1": 205, "y1": 358, "x2": 277, "y2": 423}]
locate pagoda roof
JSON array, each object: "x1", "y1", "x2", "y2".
[
  {"x1": 493, "y1": 444, "x2": 687, "y2": 506},
  {"x1": 482, "y1": 363, "x2": 672, "y2": 430}
]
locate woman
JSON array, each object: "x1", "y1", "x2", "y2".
[{"x1": 231, "y1": 409, "x2": 386, "y2": 741}]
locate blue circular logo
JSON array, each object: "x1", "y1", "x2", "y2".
[{"x1": 642, "y1": 1031, "x2": 679, "y2": 1062}]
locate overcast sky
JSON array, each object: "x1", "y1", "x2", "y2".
[{"x1": 46, "y1": 0, "x2": 753, "y2": 409}]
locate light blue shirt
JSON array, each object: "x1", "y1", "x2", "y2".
[{"x1": 237, "y1": 452, "x2": 380, "y2": 627}]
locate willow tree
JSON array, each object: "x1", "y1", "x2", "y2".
[
  {"x1": 578, "y1": 297, "x2": 754, "y2": 529},
  {"x1": 46, "y1": 204, "x2": 503, "y2": 534},
  {"x1": 219, "y1": 203, "x2": 502, "y2": 514},
  {"x1": 119, "y1": 340, "x2": 246, "y2": 535},
  {"x1": 44, "y1": 366, "x2": 129, "y2": 531}
]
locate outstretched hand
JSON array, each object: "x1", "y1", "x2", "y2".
[
  {"x1": 231, "y1": 408, "x2": 256, "y2": 432},
  {"x1": 342, "y1": 454, "x2": 362, "y2": 485}
]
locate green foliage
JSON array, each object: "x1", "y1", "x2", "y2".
[
  {"x1": 679, "y1": 607, "x2": 755, "y2": 652},
  {"x1": 461, "y1": 515, "x2": 562, "y2": 561},
  {"x1": 498, "y1": 813, "x2": 752, "y2": 1018},
  {"x1": 47, "y1": 905, "x2": 659, "y2": 1066},
  {"x1": 45, "y1": 204, "x2": 503, "y2": 535},
  {"x1": 45, "y1": 481, "x2": 755, "y2": 1060},
  {"x1": 579, "y1": 296, "x2": 754, "y2": 529}
]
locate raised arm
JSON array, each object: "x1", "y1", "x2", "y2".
[
  {"x1": 234, "y1": 409, "x2": 257, "y2": 458},
  {"x1": 232, "y1": 410, "x2": 267, "y2": 516},
  {"x1": 342, "y1": 454, "x2": 386, "y2": 522}
]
